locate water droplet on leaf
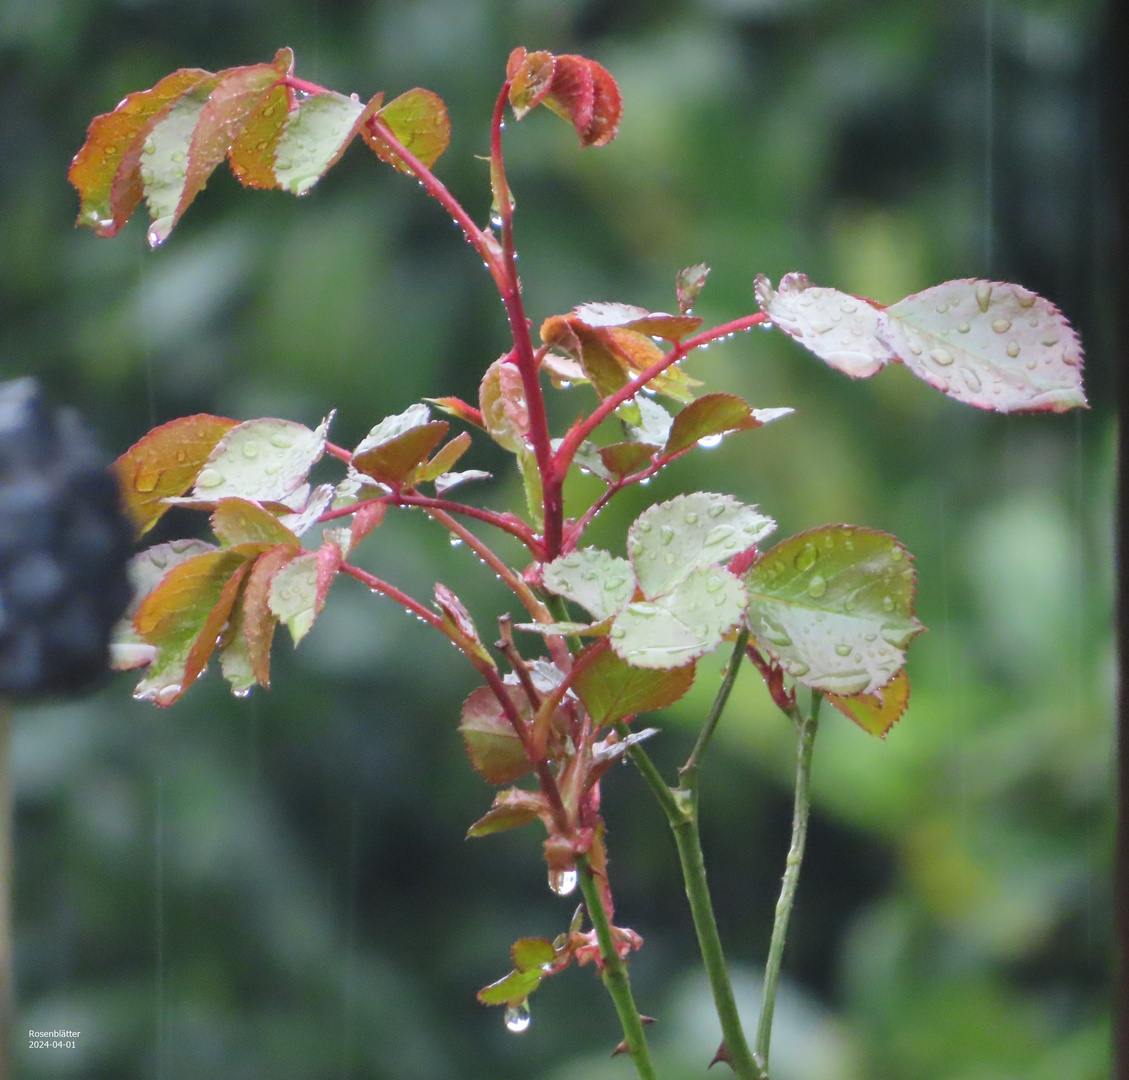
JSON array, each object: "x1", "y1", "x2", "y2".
[
  {"x1": 929, "y1": 347, "x2": 954, "y2": 366},
  {"x1": 807, "y1": 574, "x2": 827, "y2": 598},
  {"x1": 197, "y1": 468, "x2": 224, "y2": 489},
  {"x1": 794, "y1": 543, "x2": 818, "y2": 572}
]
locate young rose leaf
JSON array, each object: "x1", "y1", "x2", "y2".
[
  {"x1": 539, "y1": 54, "x2": 594, "y2": 136},
  {"x1": 352, "y1": 405, "x2": 449, "y2": 486},
  {"x1": 415, "y1": 432, "x2": 472, "y2": 484},
  {"x1": 425, "y1": 396, "x2": 486, "y2": 430},
  {"x1": 211, "y1": 498, "x2": 299, "y2": 547},
  {"x1": 459, "y1": 686, "x2": 533, "y2": 785},
  {"x1": 664, "y1": 394, "x2": 791, "y2": 457},
  {"x1": 879, "y1": 279, "x2": 1087, "y2": 412},
  {"x1": 274, "y1": 91, "x2": 377, "y2": 195},
  {"x1": 628, "y1": 398, "x2": 675, "y2": 447},
  {"x1": 676, "y1": 264, "x2": 710, "y2": 314},
  {"x1": 111, "y1": 539, "x2": 218, "y2": 666},
  {"x1": 114, "y1": 414, "x2": 238, "y2": 535},
  {"x1": 434, "y1": 470, "x2": 491, "y2": 495},
  {"x1": 582, "y1": 58, "x2": 622, "y2": 147},
  {"x1": 278, "y1": 482, "x2": 336, "y2": 536},
  {"x1": 826, "y1": 667, "x2": 910, "y2": 738},
  {"x1": 570, "y1": 302, "x2": 703, "y2": 341},
  {"x1": 543, "y1": 549, "x2": 635, "y2": 622},
  {"x1": 507, "y1": 49, "x2": 555, "y2": 118},
  {"x1": 591, "y1": 727, "x2": 659, "y2": 768},
  {"x1": 241, "y1": 543, "x2": 300, "y2": 686},
  {"x1": 628, "y1": 493, "x2": 775, "y2": 599},
  {"x1": 476, "y1": 968, "x2": 543, "y2": 1008},
  {"x1": 610, "y1": 566, "x2": 746, "y2": 670},
  {"x1": 348, "y1": 500, "x2": 387, "y2": 549},
  {"x1": 131, "y1": 548, "x2": 256, "y2": 705},
  {"x1": 363, "y1": 88, "x2": 451, "y2": 173},
  {"x1": 268, "y1": 551, "x2": 324, "y2": 644},
  {"x1": 479, "y1": 359, "x2": 530, "y2": 453},
  {"x1": 755, "y1": 273, "x2": 891, "y2": 378},
  {"x1": 172, "y1": 64, "x2": 283, "y2": 233},
  {"x1": 514, "y1": 620, "x2": 609, "y2": 638},
  {"x1": 599, "y1": 441, "x2": 657, "y2": 479},
  {"x1": 517, "y1": 447, "x2": 545, "y2": 532},
  {"x1": 172, "y1": 415, "x2": 331, "y2": 508},
  {"x1": 511, "y1": 938, "x2": 556, "y2": 971},
  {"x1": 572, "y1": 645, "x2": 695, "y2": 726},
  {"x1": 70, "y1": 68, "x2": 212, "y2": 236},
  {"x1": 466, "y1": 787, "x2": 547, "y2": 838},
  {"x1": 434, "y1": 584, "x2": 494, "y2": 667},
  {"x1": 745, "y1": 526, "x2": 924, "y2": 696}
]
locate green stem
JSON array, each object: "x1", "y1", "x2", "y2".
[
  {"x1": 576, "y1": 856, "x2": 656, "y2": 1080},
  {"x1": 681, "y1": 626, "x2": 749, "y2": 786},
  {"x1": 754, "y1": 693, "x2": 821, "y2": 1071}
]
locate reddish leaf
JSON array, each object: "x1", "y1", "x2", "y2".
[
  {"x1": 349, "y1": 501, "x2": 387, "y2": 548},
  {"x1": 479, "y1": 359, "x2": 530, "y2": 453},
  {"x1": 572, "y1": 645, "x2": 696, "y2": 726},
  {"x1": 363, "y1": 89, "x2": 450, "y2": 173},
  {"x1": 315, "y1": 539, "x2": 343, "y2": 614},
  {"x1": 664, "y1": 394, "x2": 764, "y2": 456},
  {"x1": 228, "y1": 83, "x2": 293, "y2": 189},
  {"x1": 582, "y1": 58, "x2": 622, "y2": 147},
  {"x1": 70, "y1": 68, "x2": 211, "y2": 236},
  {"x1": 826, "y1": 667, "x2": 911, "y2": 737},
  {"x1": 176, "y1": 64, "x2": 282, "y2": 231},
  {"x1": 425, "y1": 396, "x2": 486, "y2": 430},
  {"x1": 459, "y1": 685, "x2": 533, "y2": 785},
  {"x1": 599, "y1": 441, "x2": 657, "y2": 478},
  {"x1": 182, "y1": 558, "x2": 254, "y2": 688},
  {"x1": 507, "y1": 50, "x2": 555, "y2": 118},
  {"x1": 541, "y1": 55, "x2": 594, "y2": 137},
  {"x1": 241, "y1": 543, "x2": 300, "y2": 687},
  {"x1": 114, "y1": 414, "x2": 238, "y2": 535},
  {"x1": 435, "y1": 584, "x2": 494, "y2": 666},
  {"x1": 466, "y1": 787, "x2": 548, "y2": 838},
  {"x1": 211, "y1": 497, "x2": 300, "y2": 547},
  {"x1": 353, "y1": 421, "x2": 449, "y2": 486}
]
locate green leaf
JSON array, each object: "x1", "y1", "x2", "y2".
[
  {"x1": 609, "y1": 566, "x2": 746, "y2": 669},
  {"x1": 572, "y1": 645, "x2": 695, "y2": 725},
  {"x1": 542, "y1": 548, "x2": 635, "y2": 621},
  {"x1": 476, "y1": 968, "x2": 543, "y2": 1007},
  {"x1": 352, "y1": 405, "x2": 449, "y2": 486},
  {"x1": 113, "y1": 414, "x2": 238, "y2": 536},
  {"x1": 171, "y1": 415, "x2": 332, "y2": 508},
  {"x1": 880, "y1": 279, "x2": 1087, "y2": 412},
  {"x1": 69, "y1": 67, "x2": 212, "y2": 236},
  {"x1": 517, "y1": 447, "x2": 544, "y2": 532},
  {"x1": 513, "y1": 620, "x2": 609, "y2": 638},
  {"x1": 211, "y1": 498, "x2": 300, "y2": 547},
  {"x1": 826, "y1": 667, "x2": 910, "y2": 738},
  {"x1": 434, "y1": 469, "x2": 491, "y2": 494},
  {"x1": 676, "y1": 263, "x2": 710, "y2": 314},
  {"x1": 273, "y1": 90, "x2": 376, "y2": 195},
  {"x1": 219, "y1": 596, "x2": 257, "y2": 697},
  {"x1": 415, "y1": 432, "x2": 472, "y2": 484},
  {"x1": 268, "y1": 551, "x2": 322, "y2": 644},
  {"x1": 755, "y1": 273, "x2": 891, "y2": 378},
  {"x1": 511, "y1": 938, "x2": 556, "y2": 970},
  {"x1": 458, "y1": 685, "x2": 533, "y2": 785},
  {"x1": 664, "y1": 393, "x2": 788, "y2": 457},
  {"x1": 745, "y1": 526, "x2": 924, "y2": 696},
  {"x1": 627, "y1": 493, "x2": 775, "y2": 599},
  {"x1": 363, "y1": 88, "x2": 451, "y2": 172}
]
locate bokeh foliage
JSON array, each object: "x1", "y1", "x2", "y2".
[{"x1": 2, "y1": 0, "x2": 1113, "y2": 1077}]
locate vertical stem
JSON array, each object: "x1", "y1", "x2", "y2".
[
  {"x1": 575, "y1": 856, "x2": 657, "y2": 1080},
  {"x1": 755, "y1": 693, "x2": 822, "y2": 1070}
]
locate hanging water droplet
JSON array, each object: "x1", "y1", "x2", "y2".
[
  {"x1": 504, "y1": 1002, "x2": 531, "y2": 1033},
  {"x1": 449, "y1": 534, "x2": 463, "y2": 547},
  {"x1": 548, "y1": 868, "x2": 577, "y2": 896},
  {"x1": 233, "y1": 686, "x2": 252, "y2": 699},
  {"x1": 1014, "y1": 288, "x2": 1036, "y2": 308},
  {"x1": 154, "y1": 684, "x2": 181, "y2": 707},
  {"x1": 879, "y1": 623, "x2": 915, "y2": 648},
  {"x1": 807, "y1": 574, "x2": 827, "y2": 598},
  {"x1": 697, "y1": 434, "x2": 723, "y2": 449}
]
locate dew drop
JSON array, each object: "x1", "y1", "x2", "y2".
[
  {"x1": 549, "y1": 868, "x2": 577, "y2": 896},
  {"x1": 242, "y1": 441, "x2": 260, "y2": 459},
  {"x1": 707, "y1": 503, "x2": 726, "y2": 518},
  {"x1": 638, "y1": 521, "x2": 653, "y2": 533},
  {"x1": 196, "y1": 468, "x2": 224, "y2": 489},
  {"x1": 1006, "y1": 341, "x2": 1020, "y2": 358},
  {"x1": 705, "y1": 576, "x2": 722, "y2": 593},
  {"x1": 976, "y1": 283, "x2": 993, "y2": 312},
  {"x1": 504, "y1": 1002, "x2": 531, "y2": 1033},
  {"x1": 807, "y1": 574, "x2": 827, "y2": 598},
  {"x1": 881, "y1": 596, "x2": 894, "y2": 612},
  {"x1": 880, "y1": 623, "x2": 915, "y2": 648},
  {"x1": 449, "y1": 534, "x2": 463, "y2": 547},
  {"x1": 611, "y1": 626, "x2": 626, "y2": 640},
  {"x1": 660, "y1": 525, "x2": 675, "y2": 545},
  {"x1": 835, "y1": 644, "x2": 852, "y2": 657},
  {"x1": 960, "y1": 367, "x2": 982, "y2": 392},
  {"x1": 929, "y1": 347, "x2": 954, "y2": 366},
  {"x1": 889, "y1": 547, "x2": 903, "y2": 562},
  {"x1": 134, "y1": 465, "x2": 161, "y2": 493},
  {"x1": 991, "y1": 318, "x2": 1011, "y2": 334},
  {"x1": 956, "y1": 321, "x2": 970, "y2": 333},
  {"x1": 270, "y1": 433, "x2": 294, "y2": 449},
  {"x1": 1015, "y1": 288, "x2": 1036, "y2": 308},
  {"x1": 794, "y1": 543, "x2": 818, "y2": 573},
  {"x1": 155, "y1": 684, "x2": 181, "y2": 707},
  {"x1": 685, "y1": 512, "x2": 699, "y2": 525}
]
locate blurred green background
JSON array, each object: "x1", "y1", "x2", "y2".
[{"x1": 1, "y1": 0, "x2": 1115, "y2": 1077}]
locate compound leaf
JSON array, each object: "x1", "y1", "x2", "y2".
[
  {"x1": 114, "y1": 414, "x2": 238, "y2": 535},
  {"x1": 572, "y1": 645, "x2": 695, "y2": 725},
  {"x1": 745, "y1": 526, "x2": 923, "y2": 696},
  {"x1": 363, "y1": 88, "x2": 450, "y2": 173},
  {"x1": 627, "y1": 493, "x2": 775, "y2": 599}
]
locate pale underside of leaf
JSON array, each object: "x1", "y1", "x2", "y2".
[
  {"x1": 543, "y1": 548, "x2": 635, "y2": 622},
  {"x1": 274, "y1": 91, "x2": 372, "y2": 195},
  {"x1": 268, "y1": 551, "x2": 321, "y2": 644}
]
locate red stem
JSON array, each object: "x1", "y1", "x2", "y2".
[
  {"x1": 552, "y1": 312, "x2": 769, "y2": 486},
  {"x1": 340, "y1": 561, "x2": 446, "y2": 633},
  {"x1": 489, "y1": 84, "x2": 562, "y2": 560}
]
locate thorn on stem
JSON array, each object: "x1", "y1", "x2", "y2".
[
  {"x1": 610, "y1": 1016, "x2": 656, "y2": 1057},
  {"x1": 709, "y1": 1039, "x2": 733, "y2": 1070}
]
